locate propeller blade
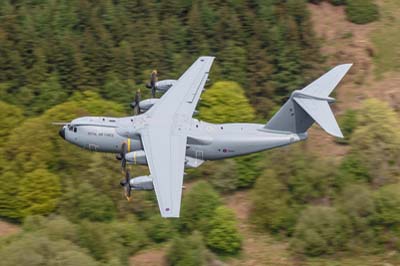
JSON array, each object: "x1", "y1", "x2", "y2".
[
  {"x1": 124, "y1": 169, "x2": 132, "y2": 200},
  {"x1": 134, "y1": 89, "x2": 141, "y2": 115},
  {"x1": 150, "y1": 70, "x2": 157, "y2": 98},
  {"x1": 120, "y1": 142, "x2": 128, "y2": 173},
  {"x1": 119, "y1": 142, "x2": 132, "y2": 201}
]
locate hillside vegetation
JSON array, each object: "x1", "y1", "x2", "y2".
[
  {"x1": 0, "y1": 0, "x2": 323, "y2": 117},
  {"x1": 1, "y1": 0, "x2": 399, "y2": 266}
]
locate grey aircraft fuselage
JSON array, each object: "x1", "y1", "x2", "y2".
[{"x1": 60, "y1": 115, "x2": 307, "y2": 165}]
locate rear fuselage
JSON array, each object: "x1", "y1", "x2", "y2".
[{"x1": 60, "y1": 115, "x2": 307, "y2": 162}]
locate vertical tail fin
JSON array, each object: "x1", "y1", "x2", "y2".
[{"x1": 264, "y1": 64, "x2": 352, "y2": 138}]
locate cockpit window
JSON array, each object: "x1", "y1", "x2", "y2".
[{"x1": 73, "y1": 127, "x2": 77, "y2": 133}]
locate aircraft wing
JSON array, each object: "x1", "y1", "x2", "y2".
[
  {"x1": 149, "y1": 56, "x2": 215, "y2": 117},
  {"x1": 140, "y1": 128, "x2": 187, "y2": 217},
  {"x1": 140, "y1": 56, "x2": 215, "y2": 217}
]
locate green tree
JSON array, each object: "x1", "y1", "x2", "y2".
[
  {"x1": 22, "y1": 215, "x2": 82, "y2": 246},
  {"x1": 336, "y1": 109, "x2": 358, "y2": 144},
  {"x1": 0, "y1": 0, "x2": 322, "y2": 117},
  {"x1": 0, "y1": 234, "x2": 99, "y2": 266},
  {"x1": 18, "y1": 169, "x2": 61, "y2": 217},
  {"x1": 373, "y1": 184, "x2": 400, "y2": 249},
  {"x1": 0, "y1": 171, "x2": 22, "y2": 219},
  {"x1": 167, "y1": 231, "x2": 208, "y2": 266},
  {"x1": 78, "y1": 221, "x2": 124, "y2": 263},
  {"x1": 335, "y1": 152, "x2": 371, "y2": 188},
  {"x1": 108, "y1": 217, "x2": 148, "y2": 255},
  {"x1": 59, "y1": 182, "x2": 115, "y2": 222},
  {"x1": 198, "y1": 81, "x2": 256, "y2": 123},
  {"x1": 373, "y1": 184, "x2": 400, "y2": 228},
  {"x1": 346, "y1": 0, "x2": 379, "y2": 24},
  {"x1": 179, "y1": 181, "x2": 221, "y2": 233},
  {"x1": 145, "y1": 214, "x2": 176, "y2": 243},
  {"x1": 30, "y1": 74, "x2": 68, "y2": 114},
  {"x1": 206, "y1": 206, "x2": 242, "y2": 255},
  {"x1": 3, "y1": 91, "x2": 124, "y2": 176},
  {"x1": 251, "y1": 169, "x2": 295, "y2": 234},
  {"x1": 0, "y1": 101, "x2": 23, "y2": 144},
  {"x1": 252, "y1": 145, "x2": 340, "y2": 235},
  {"x1": 350, "y1": 99, "x2": 400, "y2": 186},
  {"x1": 100, "y1": 73, "x2": 136, "y2": 107},
  {"x1": 234, "y1": 153, "x2": 263, "y2": 189},
  {"x1": 336, "y1": 184, "x2": 376, "y2": 250},
  {"x1": 219, "y1": 41, "x2": 247, "y2": 84},
  {"x1": 291, "y1": 206, "x2": 351, "y2": 256},
  {"x1": 329, "y1": 0, "x2": 346, "y2": 5},
  {"x1": 206, "y1": 160, "x2": 239, "y2": 192},
  {"x1": 268, "y1": 145, "x2": 337, "y2": 204},
  {"x1": 187, "y1": 3, "x2": 209, "y2": 54}
]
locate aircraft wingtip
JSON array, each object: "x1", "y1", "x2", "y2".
[{"x1": 337, "y1": 63, "x2": 353, "y2": 69}]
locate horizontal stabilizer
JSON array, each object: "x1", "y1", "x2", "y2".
[
  {"x1": 293, "y1": 97, "x2": 343, "y2": 138},
  {"x1": 265, "y1": 64, "x2": 352, "y2": 138}
]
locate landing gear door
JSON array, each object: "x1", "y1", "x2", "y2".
[
  {"x1": 195, "y1": 150, "x2": 203, "y2": 164},
  {"x1": 88, "y1": 144, "x2": 98, "y2": 151}
]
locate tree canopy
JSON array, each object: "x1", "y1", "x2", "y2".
[{"x1": 0, "y1": 0, "x2": 322, "y2": 116}]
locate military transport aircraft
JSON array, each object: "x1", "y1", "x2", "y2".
[{"x1": 57, "y1": 56, "x2": 352, "y2": 218}]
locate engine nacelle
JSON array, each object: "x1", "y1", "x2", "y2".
[
  {"x1": 129, "y1": 175, "x2": 154, "y2": 190},
  {"x1": 125, "y1": 150, "x2": 205, "y2": 169},
  {"x1": 138, "y1": 98, "x2": 159, "y2": 112},
  {"x1": 125, "y1": 150, "x2": 147, "y2": 165},
  {"x1": 146, "y1": 79, "x2": 177, "y2": 92}
]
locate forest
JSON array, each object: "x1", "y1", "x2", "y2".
[{"x1": 1, "y1": 0, "x2": 399, "y2": 265}]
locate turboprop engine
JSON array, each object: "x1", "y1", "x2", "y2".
[
  {"x1": 125, "y1": 150, "x2": 147, "y2": 165},
  {"x1": 138, "y1": 98, "x2": 159, "y2": 112},
  {"x1": 125, "y1": 150, "x2": 206, "y2": 169},
  {"x1": 146, "y1": 79, "x2": 177, "y2": 93},
  {"x1": 129, "y1": 175, "x2": 154, "y2": 190}
]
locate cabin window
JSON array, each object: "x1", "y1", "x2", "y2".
[{"x1": 74, "y1": 127, "x2": 77, "y2": 133}]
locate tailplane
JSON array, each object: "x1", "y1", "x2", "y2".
[{"x1": 264, "y1": 64, "x2": 352, "y2": 138}]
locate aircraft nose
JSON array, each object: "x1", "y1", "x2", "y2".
[{"x1": 59, "y1": 126, "x2": 65, "y2": 140}]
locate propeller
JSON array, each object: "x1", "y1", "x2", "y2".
[
  {"x1": 120, "y1": 143, "x2": 127, "y2": 173},
  {"x1": 146, "y1": 70, "x2": 158, "y2": 98},
  {"x1": 121, "y1": 169, "x2": 132, "y2": 201},
  {"x1": 119, "y1": 143, "x2": 132, "y2": 201},
  {"x1": 132, "y1": 89, "x2": 142, "y2": 115}
]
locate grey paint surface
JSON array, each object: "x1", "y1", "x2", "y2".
[{"x1": 59, "y1": 57, "x2": 352, "y2": 217}]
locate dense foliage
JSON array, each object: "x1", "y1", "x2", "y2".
[
  {"x1": 206, "y1": 206, "x2": 242, "y2": 254},
  {"x1": 251, "y1": 99, "x2": 400, "y2": 256},
  {"x1": 309, "y1": 0, "x2": 379, "y2": 24},
  {"x1": 167, "y1": 232, "x2": 209, "y2": 266},
  {"x1": 0, "y1": 0, "x2": 322, "y2": 116},
  {"x1": 346, "y1": 0, "x2": 379, "y2": 24},
  {"x1": 198, "y1": 81, "x2": 255, "y2": 123}
]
